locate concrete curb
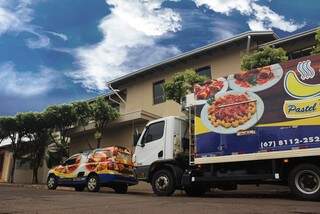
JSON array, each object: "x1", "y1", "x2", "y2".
[
  {"x1": 0, "y1": 183, "x2": 73, "y2": 190},
  {"x1": 0, "y1": 182, "x2": 152, "y2": 192}
]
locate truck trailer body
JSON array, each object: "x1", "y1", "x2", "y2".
[{"x1": 133, "y1": 55, "x2": 320, "y2": 200}]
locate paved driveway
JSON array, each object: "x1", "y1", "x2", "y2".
[{"x1": 0, "y1": 184, "x2": 319, "y2": 214}]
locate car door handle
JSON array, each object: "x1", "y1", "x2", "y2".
[{"x1": 158, "y1": 150, "x2": 163, "y2": 158}]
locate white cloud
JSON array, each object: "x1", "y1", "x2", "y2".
[
  {"x1": 0, "y1": 0, "x2": 67, "y2": 49},
  {"x1": 194, "y1": 0, "x2": 253, "y2": 15},
  {"x1": 71, "y1": 0, "x2": 182, "y2": 90},
  {"x1": 211, "y1": 19, "x2": 240, "y2": 40},
  {"x1": 45, "y1": 30, "x2": 68, "y2": 41},
  {"x1": 0, "y1": 62, "x2": 59, "y2": 97},
  {"x1": 193, "y1": 0, "x2": 305, "y2": 32},
  {"x1": 248, "y1": 3, "x2": 305, "y2": 32}
]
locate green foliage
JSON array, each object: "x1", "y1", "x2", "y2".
[
  {"x1": 72, "y1": 101, "x2": 94, "y2": 149},
  {"x1": 241, "y1": 46, "x2": 288, "y2": 70},
  {"x1": 16, "y1": 112, "x2": 49, "y2": 183},
  {"x1": 72, "y1": 101, "x2": 92, "y2": 127},
  {"x1": 311, "y1": 29, "x2": 320, "y2": 55},
  {"x1": 43, "y1": 104, "x2": 77, "y2": 168},
  {"x1": 164, "y1": 69, "x2": 206, "y2": 104},
  {"x1": 90, "y1": 97, "x2": 120, "y2": 148}
]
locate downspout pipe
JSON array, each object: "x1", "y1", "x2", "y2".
[{"x1": 246, "y1": 35, "x2": 251, "y2": 53}]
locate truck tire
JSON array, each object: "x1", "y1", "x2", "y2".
[
  {"x1": 87, "y1": 174, "x2": 100, "y2": 192},
  {"x1": 113, "y1": 183, "x2": 128, "y2": 194},
  {"x1": 151, "y1": 169, "x2": 175, "y2": 196},
  {"x1": 184, "y1": 183, "x2": 207, "y2": 197},
  {"x1": 289, "y1": 164, "x2": 320, "y2": 200},
  {"x1": 47, "y1": 175, "x2": 58, "y2": 190}
]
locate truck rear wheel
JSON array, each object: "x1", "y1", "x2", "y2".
[
  {"x1": 289, "y1": 164, "x2": 320, "y2": 200},
  {"x1": 151, "y1": 169, "x2": 175, "y2": 196}
]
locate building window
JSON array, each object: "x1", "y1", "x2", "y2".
[
  {"x1": 196, "y1": 66, "x2": 212, "y2": 79},
  {"x1": 153, "y1": 80, "x2": 165, "y2": 104}
]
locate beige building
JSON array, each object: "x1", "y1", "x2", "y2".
[{"x1": 69, "y1": 28, "x2": 319, "y2": 155}]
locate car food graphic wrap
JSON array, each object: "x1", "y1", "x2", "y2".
[
  {"x1": 194, "y1": 55, "x2": 320, "y2": 159},
  {"x1": 49, "y1": 146, "x2": 135, "y2": 179}
]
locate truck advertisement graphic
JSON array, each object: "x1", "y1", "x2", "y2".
[{"x1": 193, "y1": 55, "x2": 320, "y2": 163}]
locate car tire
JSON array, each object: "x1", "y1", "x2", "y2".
[
  {"x1": 114, "y1": 183, "x2": 128, "y2": 194},
  {"x1": 87, "y1": 174, "x2": 100, "y2": 192},
  {"x1": 151, "y1": 169, "x2": 175, "y2": 196},
  {"x1": 185, "y1": 183, "x2": 207, "y2": 197},
  {"x1": 289, "y1": 164, "x2": 320, "y2": 201},
  {"x1": 47, "y1": 175, "x2": 58, "y2": 190},
  {"x1": 75, "y1": 186, "x2": 85, "y2": 192}
]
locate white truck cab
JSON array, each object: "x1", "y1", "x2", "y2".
[{"x1": 133, "y1": 116, "x2": 188, "y2": 195}]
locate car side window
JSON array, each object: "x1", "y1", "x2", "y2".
[
  {"x1": 65, "y1": 155, "x2": 80, "y2": 165},
  {"x1": 143, "y1": 121, "x2": 165, "y2": 144}
]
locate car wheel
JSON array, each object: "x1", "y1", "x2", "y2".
[
  {"x1": 185, "y1": 183, "x2": 207, "y2": 197},
  {"x1": 47, "y1": 175, "x2": 58, "y2": 190},
  {"x1": 289, "y1": 164, "x2": 320, "y2": 201},
  {"x1": 151, "y1": 169, "x2": 175, "y2": 196},
  {"x1": 87, "y1": 174, "x2": 100, "y2": 192},
  {"x1": 75, "y1": 186, "x2": 85, "y2": 192},
  {"x1": 114, "y1": 183, "x2": 128, "y2": 194}
]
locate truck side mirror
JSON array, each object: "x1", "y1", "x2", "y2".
[{"x1": 133, "y1": 133, "x2": 141, "y2": 147}]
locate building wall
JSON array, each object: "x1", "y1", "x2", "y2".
[
  {"x1": 14, "y1": 160, "x2": 49, "y2": 184},
  {"x1": 0, "y1": 151, "x2": 12, "y2": 183},
  {"x1": 0, "y1": 150, "x2": 48, "y2": 184},
  {"x1": 119, "y1": 44, "x2": 245, "y2": 117},
  {"x1": 70, "y1": 123, "x2": 145, "y2": 155}
]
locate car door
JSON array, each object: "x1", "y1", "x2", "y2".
[
  {"x1": 60, "y1": 155, "x2": 81, "y2": 179},
  {"x1": 135, "y1": 120, "x2": 166, "y2": 167}
]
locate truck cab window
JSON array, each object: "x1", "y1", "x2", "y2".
[{"x1": 143, "y1": 121, "x2": 165, "y2": 144}]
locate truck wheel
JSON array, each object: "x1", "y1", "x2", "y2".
[
  {"x1": 114, "y1": 183, "x2": 128, "y2": 194},
  {"x1": 185, "y1": 183, "x2": 207, "y2": 197},
  {"x1": 289, "y1": 164, "x2": 320, "y2": 200},
  {"x1": 87, "y1": 174, "x2": 100, "y2": 192},
  {"x1": 47, "y1": 175, "x2": 58, "y2": 190},
  {"x1": 75, "y1": 186, "x2": 85, "y2": 192},
  {"x1": 151, "y1": 169, "x2": 175, "y2": 196}
]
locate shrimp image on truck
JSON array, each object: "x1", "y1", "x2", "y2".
[{"x1": 132, "y1": 54, "x2": 320, "y2": 200}]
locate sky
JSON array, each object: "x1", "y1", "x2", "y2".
[{"x1": 0, "y1": 0, "x2": 319, "y2": 115}]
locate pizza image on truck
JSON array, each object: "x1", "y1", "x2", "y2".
[
  {"x1": 133, "y1": 54, "x2": 320, "y2": 200},
  {"x1": 47, "y1": 146, "x2": 137, "y2": 193}
]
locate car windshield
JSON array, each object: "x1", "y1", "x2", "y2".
[{"x1": 117, "y1": 152, "x2": 131, "y2": 162}]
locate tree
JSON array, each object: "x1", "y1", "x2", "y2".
[
  {"x1": 16, "y1": 112, "x2": 49, "y2": 184},
  {"x1": 0, "y1": 117, "x2": 20, "y2": 183},
  {"x1": 311, "y1": 29, "x2": 320, "y2": 55},
  {"x1": 90, "y1": 97, "x2": 119, "y2": 148},
  {"x1": 43, "y1": 104, "x2": 77, "y2": 164},
  {"x1": 241, "y1": 46, "x2": 288, "y2": 70},
  {"x1": 164, "y1": 69, "x2": 206, "y2": 104},
  {"x1": 72, "y1": 101, "x2": 93, "y2": 149}
]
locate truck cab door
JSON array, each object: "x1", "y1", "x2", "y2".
[{"x1": 134, "y1": 120, "x2": 166, "y2": 168}]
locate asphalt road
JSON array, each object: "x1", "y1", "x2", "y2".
[{"x1": 0, "y1": 184, "x2": 320, "y2": 214}]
